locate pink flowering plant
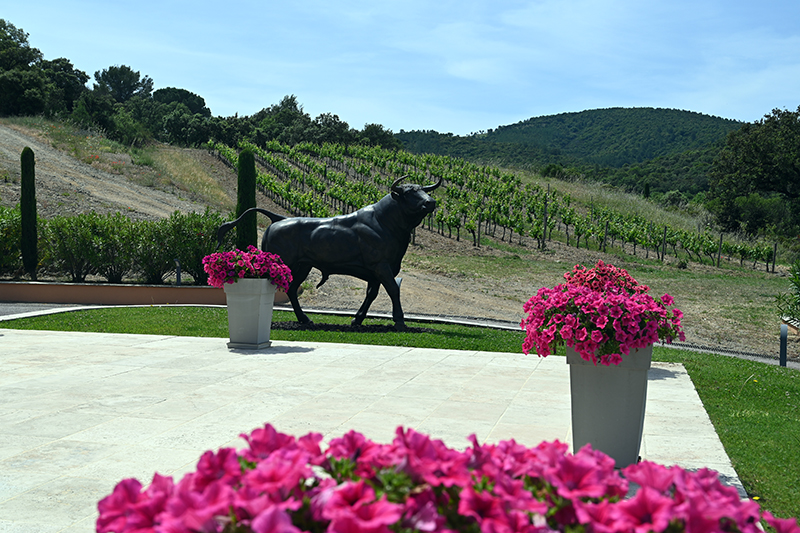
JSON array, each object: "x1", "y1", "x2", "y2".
[
  {"x1": 203, "y1": 246, "x2": 292, "y2": 291},
  {"x1": 96, "y1": 424, "x2": 798, "y2": 533},
  {"x1": 522, "y1": 261, "x2": 685, "y2": 366},
  {"x1": 563, "y1": 260, "x2": 649, "y2": 295}
]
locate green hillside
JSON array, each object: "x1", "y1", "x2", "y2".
[
  {"x1": 397, "y1": 108, "x2": 742, "y2": 167},
  {"x1": 485, "y1": 107, "x2": 742, "y2": 166},
  {"x1": 396, "y1": 108, "x2": 743, "y2": 197}
]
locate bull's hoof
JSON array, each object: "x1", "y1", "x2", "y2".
[
  {"x1": 393, "y1": 321, "x2": 406, "y2": 331},
  {"x1": 351, "y1": 317, "x2": 364, "y2": 326}
]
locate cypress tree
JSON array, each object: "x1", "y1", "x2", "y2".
[
  {"x1": 20, "y1": 146, "x2": 37, "y2": 280},
  {"x1": 236, "y1": 147, "x2": 257, "y2": 250}
]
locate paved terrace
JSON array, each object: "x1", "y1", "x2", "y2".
[{"x1": 0, "y1": 328, "x2": 744, "y2": 533}]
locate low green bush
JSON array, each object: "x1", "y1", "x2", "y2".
[
  {"x1": 47, "y1": 213, "x2": 99, "y2": 282},
  {"x1": 92, "y1": 212, "x2": 136, "y2": 283},
  {"x1": 0, "y1": 206, "x2": 21, "y2": 276},
  {"x1": 131, "y1": 217, "x2": 174, "y2": 284},
  {"x1": 168, "y1": 209, "x2": 235, "y2": 285},
  {"x1": 776, "y1": 260, "x2": 800, "y2": 320},
  {"x1": 2, "y1": 208, "x2": 237, "y2": 284}
]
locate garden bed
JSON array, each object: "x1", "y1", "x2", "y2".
[{"x1": 0, "y1": 281, "x2": 288, "y2": 306}]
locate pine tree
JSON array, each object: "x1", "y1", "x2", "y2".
[
  {"x1": 236, "y1": 147, "x2": 257, "y2": 250},
  {"x1": 20, "y1": 146, "x2": 37, "y2": 279}
]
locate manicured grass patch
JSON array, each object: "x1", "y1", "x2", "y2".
[
  {"x1": 2, "y1": 306, "x2": 231, "y2": 338},
  {"x1": 1, "y1": 306, "x2": 527, "y2": 353},
  {"x1": 655, "y1": 346, "x2": 800, "y2": 520}
]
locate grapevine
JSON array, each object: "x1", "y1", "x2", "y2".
[{"x1": 207, "y1": 140, "x2": 778, "y2": 270}]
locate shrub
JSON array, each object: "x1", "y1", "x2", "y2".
[
  {"x1": 131, "y1": 218, "x2": 174, "y2": 284},
  {"x1": 92, "y1": 212, "x2": 136, "y2": 283},
  {"x1": 0, "y1": 206, "x2": 22, "y2": 276},
  {"x1": 776, "y1": 260, "x2": 800, "y2": 320},
  {"x1": 47, "y1": 213, "x2": 99, "y2": 282},
  {"x1": 168, "y1": 209, "x2": 234, "y2": 285},
  {"x1": 4, "y1": 208, "x2": 251, "y2": 284}
]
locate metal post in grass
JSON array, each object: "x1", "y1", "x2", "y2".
[
  {"x1": 780, "y1": 323, "x2": 788, "y2": 367},
  {"x1": 542, "y1": 185, "x2": 548, "y2": 251},
  {"x1": 773, "y1": 242, "x2": 778, "y2": 273},
  {"x1": 174, "y1": 258, "x2": 181, "y2": 286}
]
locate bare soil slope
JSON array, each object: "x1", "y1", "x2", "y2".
[{"x1": 0, "y1": 123, "x2": 208, "y2": 219}]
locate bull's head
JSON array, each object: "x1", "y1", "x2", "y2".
[{"x1": 389, "y1": 175, "x2": 442, "y2": 227}]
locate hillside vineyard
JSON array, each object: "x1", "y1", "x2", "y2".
[{"x1": 210, "y1": 140, "x2": 775, "y2": 270}]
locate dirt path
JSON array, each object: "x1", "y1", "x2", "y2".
[{"x1": 0, "y1": 124, "x2": 206, "y2": 220}]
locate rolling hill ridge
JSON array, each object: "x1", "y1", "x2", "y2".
[{"x1": 396, "y1": 107, "x2": 744, "y2": 197}]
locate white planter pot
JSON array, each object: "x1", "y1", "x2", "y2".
[
  {"x1": 566, "y1": 344, "x2": 652, "y2": 468},
  {"x1": 223, "y1": 278, "x2": 276, "y2": 349}
]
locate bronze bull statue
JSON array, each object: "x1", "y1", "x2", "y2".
[{"x1": 217, "y1": 175, "x2": 442, "y2": 330}]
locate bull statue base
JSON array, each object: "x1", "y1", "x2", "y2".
[{"x1": 217, "y1": 176, "x2": 442, "y2": 331}]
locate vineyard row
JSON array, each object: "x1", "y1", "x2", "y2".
[{"x1": 208, "y1": 140, "x2": 778, "y2": 272}]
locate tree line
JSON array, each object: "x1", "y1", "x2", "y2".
[{"x1": 0, "y1": 19, "x2": 402, "y2": 151}]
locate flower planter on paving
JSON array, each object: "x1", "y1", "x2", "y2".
[
  {"x1": 567, "y1": 343, "x2": 652, "y2": 469},
  {"x1": 223, "y1": 278, "x2": 277, "y2": 349}
]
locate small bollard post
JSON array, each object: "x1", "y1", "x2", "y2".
[
  {"x1": 780, "y1": 323, "x2": 788, "y2": 367},
  {"x1": 174, "y1": 258, "x2": 181, "y2": 286}
]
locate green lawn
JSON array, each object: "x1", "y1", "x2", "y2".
[
  {"x1": 2, "y1": 306, "x2": 799, "y2": 521},
  {"x1": 655, "y1": 348, "x2": 799, "y2": 519}
]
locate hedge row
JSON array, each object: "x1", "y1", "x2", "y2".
[{"x1": 0, "y1": 208, "x2": 235, "y2": 284}]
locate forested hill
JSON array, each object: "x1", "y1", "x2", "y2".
[
  {"x1": 396, "y1": 107, "x2": 744, "y2": 197},
  {"x1": 484, "y1": 107, "x2": 742, "y2": 166},
  {"x1": 398, "y1": 108, "x2": 742, "y2": 168}
]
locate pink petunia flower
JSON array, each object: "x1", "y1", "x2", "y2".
[{"x1": 251, "y1": 506, "x2": 302, "y2": 533}]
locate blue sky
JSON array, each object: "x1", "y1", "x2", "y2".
[{"x1": 5, "y1": 1, "x2": 800, "y2": 135}]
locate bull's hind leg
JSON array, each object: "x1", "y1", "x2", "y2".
[
  {"x1": 287, "y1": 265, "x2": 313, "y2": 324},
  {"x1": 352, "y1": 281, "x2": 380, "y2": 326}
]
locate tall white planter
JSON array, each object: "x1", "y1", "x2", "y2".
[
  {"x1": 566, "y1": 344, "x2": 652, "y2": 468},
  {"x1": 223, "y1": 278, "x2": 276, "y2": 349}
]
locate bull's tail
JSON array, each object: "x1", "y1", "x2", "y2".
[{"x1": 215, "y1": 208, "x2": 287, "y2": 250}]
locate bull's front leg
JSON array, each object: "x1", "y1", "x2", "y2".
[
  {"x1": 287, "y1": 265, "x2": 313, "y2": 324},
  {"x1": 352, "y1": 281, "x2": 380, "y2": 326},
  {"x1": 376, "y1": 266, "x2": 405, "y2": 331}
]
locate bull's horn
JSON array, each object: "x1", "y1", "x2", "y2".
[
  {"x1": 422, "y1": 176, "x2": 443, "y2": 192},
  {"x1": 391, "y1": 175, "x2": 407, "y2": 192}
]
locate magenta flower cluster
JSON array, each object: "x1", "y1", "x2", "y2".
[
  {"x1": 521, "y1": 262, "x2": 685, "y2": 366},
  {"x1": 96, "y1": 424, "x2": 798, "y2": 533},
  {"x1": 563, "y1": 261, "x2": 649, "y2": 295},
  {"x1": 203, "y1": 246, "x2": 293, "y2": 291}
]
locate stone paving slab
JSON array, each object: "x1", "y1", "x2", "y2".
[{"x1": 0, "y1": 329, "x2": 743, "y2": 533}]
